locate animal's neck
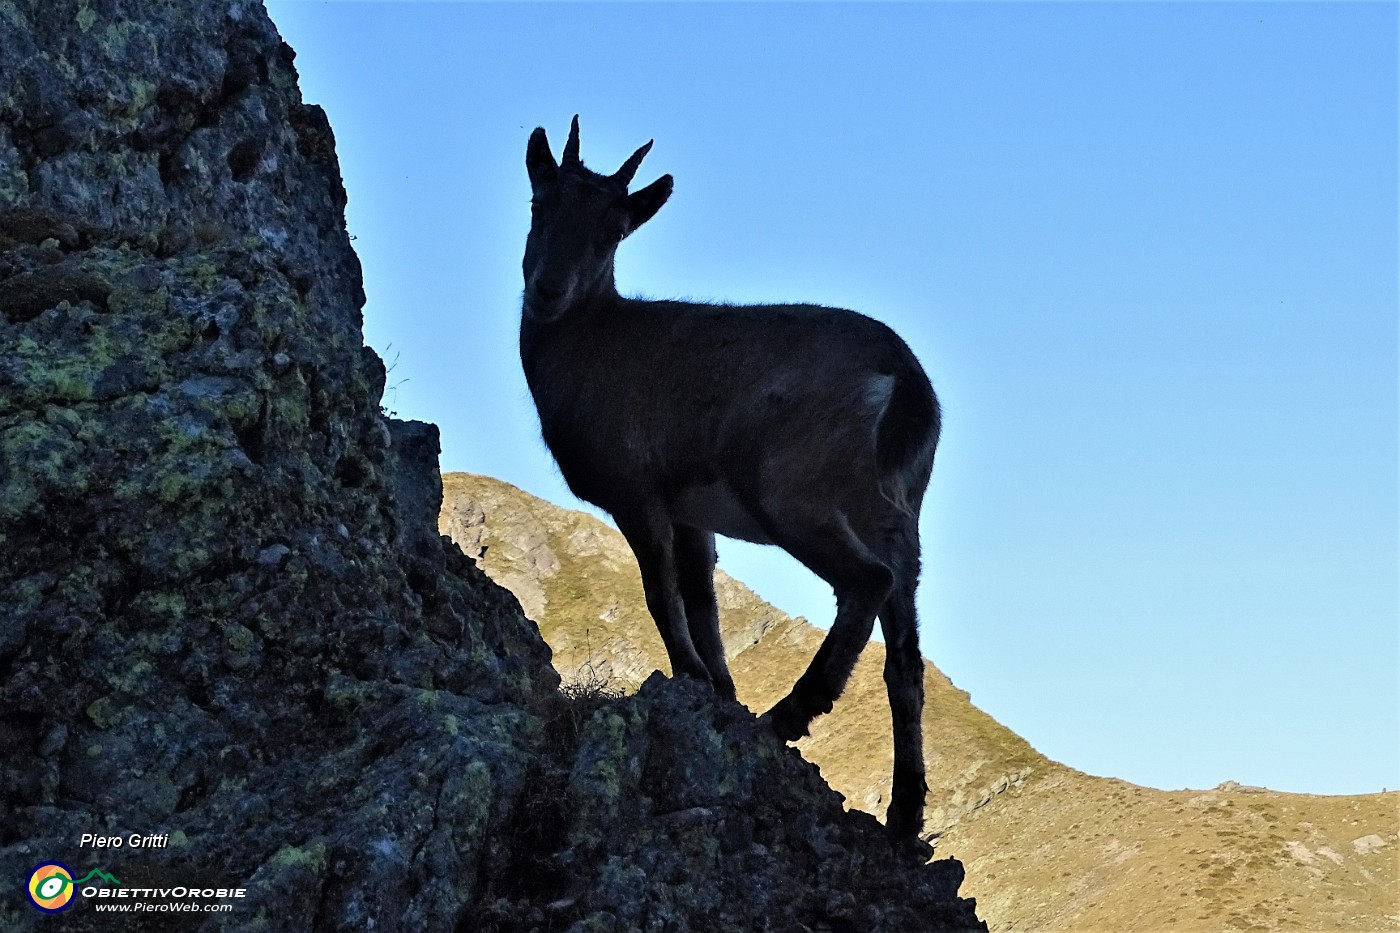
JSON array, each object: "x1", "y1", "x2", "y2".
[
  {"x1": 565, "y1": 265, "x2": 622, "y2": 319},
  {"x1": 523, "y1": 271, "x2": 623, "y2": 330},
  {"x1": 587, "y1": 262, "x2": 620, "y2": 306}
]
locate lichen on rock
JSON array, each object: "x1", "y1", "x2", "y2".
[{"x1": 1, "y1": 1, "x2": 554, "y2": 928}]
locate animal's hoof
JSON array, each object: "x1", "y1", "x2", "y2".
[
  {"x1": 884, "y1": 787, "x2": 927, "y2": 848},
  {"x1": 889, "y1": 830, "x2": 935, "y2": 861},
  {"x1": 712, "y1": 673, "x2": 738, "y2": 702},
  {"x1": 762, "y1": 697, "x2": 811, "y2": 742},
  {"x1": 671, "y1": 665, "x2": 714, "y2": 688}
]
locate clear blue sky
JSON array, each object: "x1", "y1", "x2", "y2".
[{"x1": 265, "y1": 1, "x2": 1397, "y2": 797}]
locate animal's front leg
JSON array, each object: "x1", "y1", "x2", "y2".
[
  {"x1": 615, "y1": 508, "x2": 714, "y2": 687},
  {"x1": 674, "y1": 524, "x2": 737, "y2": 700}
]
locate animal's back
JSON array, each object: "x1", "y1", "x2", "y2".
[
  {"x1": 526, "y1": 298, "x2": 926, "y2": 407},
  {"x1": 522, "y1": 296, "x2": 938, "y2": 522}
]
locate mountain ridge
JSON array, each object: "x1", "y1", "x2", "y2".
[{"x1": 442, "y1": 470, "x2": 1399, "y2": 933}]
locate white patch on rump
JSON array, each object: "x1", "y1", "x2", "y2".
[{"x1": 863, "y1": 373, "x2": 896, "y2": 413}]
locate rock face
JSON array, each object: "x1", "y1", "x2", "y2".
[{"x1": 0, "y1": 3, "x2": 984, "y2": 931}]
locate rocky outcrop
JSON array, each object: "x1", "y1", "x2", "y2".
[
  {"x1": 0, "y1": 3, "x2": 983, "y2": 930},
  {"x1": 514, "y1": 675, "x2": 978, "y2": 933},
  {"x1": 0, "y1": 0, "x2": 555, "y2": 927}
]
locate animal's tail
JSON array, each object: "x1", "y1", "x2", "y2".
[{"x1": 875, "y1": 370, "x2": 940, "y2": 515}]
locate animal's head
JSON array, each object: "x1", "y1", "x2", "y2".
[{"x1": 523, "y1": 115, "x2": 673, "y2": 320}]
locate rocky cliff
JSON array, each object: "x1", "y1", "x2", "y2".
[{"x1": 0, "y1": 3, "x2": 984, "y2": 930}]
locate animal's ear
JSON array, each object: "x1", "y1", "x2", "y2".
[
  {"x1": 625, "y1": 174, "x2": 673, "y2": 235},
  {"x1": 526, "y1": 127, "x2": 557, "y2": 188}
]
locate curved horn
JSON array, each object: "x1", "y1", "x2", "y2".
[
  {"x1": 561, "y1": 115, "x2": 581, "y2": 166},
  {"x1": 613, "y1": 139, "x2": 654, "y2": 186}
]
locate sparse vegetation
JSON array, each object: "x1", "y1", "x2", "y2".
[{"x1": 538, "y1": 644, "x2": 626, "y2": 756}]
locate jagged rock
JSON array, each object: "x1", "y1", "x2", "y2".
[
  {"x1": 0, "y1": 1, "x2": 555, "y2": 927},
  {"x1": 0, "y1": 2, "x2": 983, "y2": 931},
  {"x1": 535, "y1": 675, "x2": 983, "y2": 933}
]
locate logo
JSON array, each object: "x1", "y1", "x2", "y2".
[
  {"x1": 25, "y1": 862, "x2": 121, "y2": 913},
  {"x1": 27, "y1": 862, "x2": 75, "y2": 913}
]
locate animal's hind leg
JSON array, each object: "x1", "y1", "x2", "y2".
[
  {"x1": 760, "y1": 510, "x2": 893, "y2": 741},
  {"x1": 674, "y1": 524, "x2": 736, "y2": 700},
  {"x1": 878, "y1": 561, "x2": 928, "y2": 842},
  {"x1": 614, "y1": 508, "x2": 712, "y2": 687}
]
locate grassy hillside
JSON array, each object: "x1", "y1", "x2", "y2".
[{"x1": 440, "y1": 472, "x2": 1399, "y2": 933}]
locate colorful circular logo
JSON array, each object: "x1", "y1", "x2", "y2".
[{"x1": 27, "y1": 862, "x2": 76, "y2": 913}]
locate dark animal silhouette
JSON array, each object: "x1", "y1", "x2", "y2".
[{"x1": 519, "y1": 116, "x2": 941, "y2": 841}]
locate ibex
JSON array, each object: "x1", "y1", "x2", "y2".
[{"x1": 520, "y1": 117, "x2": 941, "y2": 841}]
